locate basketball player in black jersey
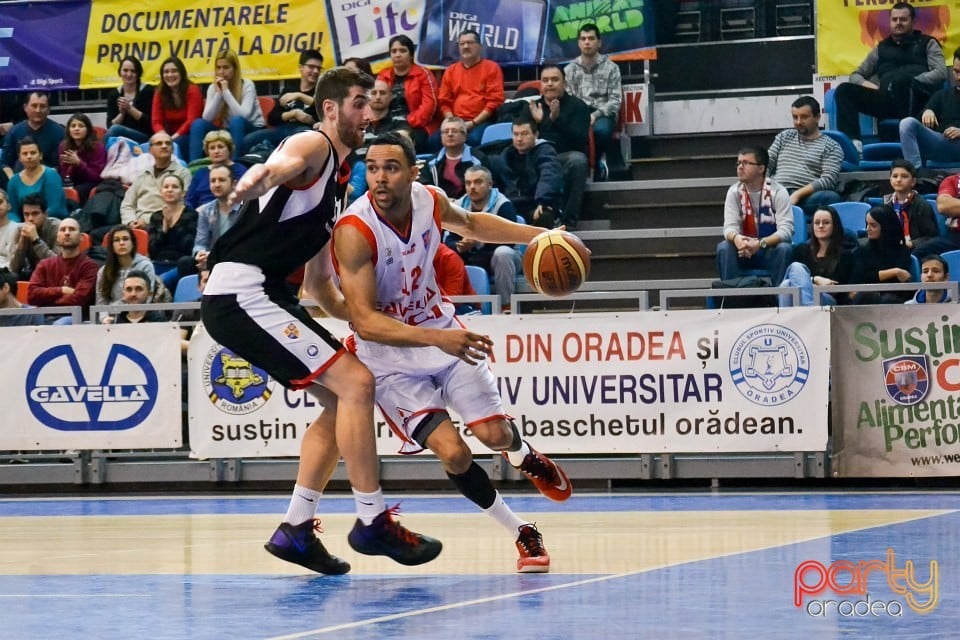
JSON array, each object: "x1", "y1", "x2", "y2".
[{"x1": 201, "y1": 67, "x2": 441, "y2": 573}]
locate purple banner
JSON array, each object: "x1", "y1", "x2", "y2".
[{"x1": 0, "y1": 1, "x2": 91, "y2": 91}]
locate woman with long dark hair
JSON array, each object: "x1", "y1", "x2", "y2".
[
  {"x1": 96, "y1": 224, "x2": 156, "y2": 307},
  {"x1": 105, "y1": 56, "x2": 155, "y2": 143},
  {"x1": 58, "y1": 113, "x2": 106, "y2": 204},
  {"x1": 851, "y1": 204, "x2": 914, "y2": 304},
  {"x1": 152, "y1": 56, "x2": 203, "y2": 160},
  {"x1": 778, "y1": 205, "x2": 854, "y2": 306}
]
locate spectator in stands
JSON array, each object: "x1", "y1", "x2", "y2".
[
  {"x1": 105, "y1": 56, "x2": 155, "y2": 144},
  {"x1": 778, "y1": 205, "x2": 853, "y2": 306},
  {"x1": 121, "y1": 131, "x2": 192, "y2": 229},
  {"x1": 1, "y1": 91, "x2": 64, "y2": 181},
  {"x1": 529, "y1": 65, "x2": 590, "y2": 230},
  {"x1": 435, "y1": 29, "x2": 504, "y2": 149},
  {"x1": 242, "y1": 49, "x2": 322, "y2": 154},
  {"x1": 452, "y1": 165, "x2": 521, "y2": 310},
  {"x1": 0, "y1": 189, "x2": 19, "y2": 270},
  {"x1": 906, "y1": 253, "x2": 951, "y2": 304},
  {"x1": 95, "y1": 224, "x2": 156, "y2": 307},
  {"x1": 147, "y1": 173, "x2": 198, "y2": 292},
  {"x1": 851, "y1": 205, "x2": 913, "y2": 304},
  {"x1": 420, "y1": 117, "x2": 486, "y2": 199},
  {"x1": 717, "y1": 146, "x2": 794, "y2": 285},
  {"x1": 493, "y1": 118, "x2": 564, "y2": 229},
  {"x1": 833, "y1": 2, "x2": 946, "y2": 152},
  {"x1": 184, "y1": 130, "x2": 247, "y2": 209},
  {"x1": 767, "y1": 96, "x2": 843, "y2": 218},
  {"x1": 564, "y1": 23, "x2": 623, "y2": 181},
  {"x1": 899, "y1": 48, "x2": 960, "y2": 168},
  {"x1": 920, "y1": 172, "x2": 960, "y2": 255},
  {"x1": 0, "y1": 267, "x2": 41, "y2": 326},
  {"x1": 101, "y1": 270, "x2": 167, "y2": 324},
  {"x1": 883, "y1": 159, "x2": 939, "y2": 251},
  {"x1": 152, "y1": 56, "x2": 203, "y2": 161},
  {"x1": 9, "y1": 193, "x2": 58, "y2": 280},
  {"x1": 180, "y1": 164, "x2": 240, "y2": 280},
  {"x1": 189, "y1": 50, "x2": 265, "y2": 162},
  {"x1": 27, "y1": 217, "x2": 98, "y2": 320},
  {"x1": 58, "y1": 113, "x2": 106, "y2": 205},
  {"x1": 343, "y1": 58, "x2": 372, "y2": 76},
  {"x1": 378, "y1": 35, "x2": 438, "y2": 152},
  {"x1": 6, "y1": 137, "x2": 67, "y2": 222}
]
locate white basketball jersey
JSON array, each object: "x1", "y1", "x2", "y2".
[{"x1": 336, "y1": 183, "x2": 458, "y2": 371}]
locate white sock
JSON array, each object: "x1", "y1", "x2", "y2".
[
  {"x1": 504, "y1": 440, "x2": 531, "y2": 467},
  {"x1": 353, "y1": 488, "x2": 385, "y2": 525},
  {"x1": 482, "y1": 492, "x2": 526, "y2": 535},
  {"x1": 283, "y1": 484, "x2": 321, "y2": 525}
]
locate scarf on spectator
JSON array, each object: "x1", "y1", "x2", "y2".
[
  {"x1": 738, "y1": 178, "x2": 773, "y2": 238},
  {"x1": 890, "y1": 190, "x2": 914, "y2": 246}
]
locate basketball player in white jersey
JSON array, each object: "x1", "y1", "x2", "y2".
[
  {"x1": 201, "y1": 68, "x2": 441, "y2": 574},
  {"x1": 333, "y1": 132, "x2": 573, "y2": 572}
]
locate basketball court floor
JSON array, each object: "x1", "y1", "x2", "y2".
[{"x1": 1, "y1": 490, "x2": 956, "y2": 639}]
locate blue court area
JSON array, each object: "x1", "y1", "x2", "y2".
[{"x1": 1, "y1": 492, "x2": 957, "y2": 639}]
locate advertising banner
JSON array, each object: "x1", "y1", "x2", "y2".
[
  {"x1": 0, "y1": 0, "x2": 655, "y2": 91},
  {"x1": 188, "y1": 310, "x2": 830, "y2": 459},
  {"x1": 0, "y1": 324, "x2": 183, "y2": 450},
  {"x1": 832, "y1": 305, "x2": 960, "y2": 478},
  {"x1": 816, "y1": 1, "x2": 959, "y2": 77}
]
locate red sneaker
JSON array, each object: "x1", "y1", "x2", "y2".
[
  {"x1": 506, "y1": 446, "x2": 572, "y2": 502},
  {"x1": 516, "y1": 523, "x2": 550, "y2": 573}
]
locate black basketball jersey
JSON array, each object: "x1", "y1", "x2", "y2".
[{"x1": 207, "y1": 130, "x2": 350, "y2": 281}]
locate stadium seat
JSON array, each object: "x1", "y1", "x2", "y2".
[
  {"x1": 173, "y1": 273, "x2": 201, "y2": 302},
  {"x1": 63, "y1": 186, "x2": 80, "y2": 204},
  {"x1": 16, "y1": 281, "x2": 29, "y2": 304},
  {"x1": 821, "y1": 129, "x2": 861, "y2": 172},
  {"x1": 465, "y1": 265, "x2": 491, "y2": 314},
  {"x1": 941, "y1": 250, "x2": 960, "y2": 283},
  {"x1": 859, "y1": 142, "x2": 902, "y2": 170},
  {"x1": 792, "y1": 205, "x2": 807, "y2": 245},
  {"x1": 479, "y1": 122, "x2": 512, "y2": 147},
  {"x1": 78, "y1": 232, "x2": 91, "y2": 253},
  {"x1": 832, "y1": 201, "x2": 870, "y2": 238},
  {"x1": 910, "y1": 254, "x2": 920, "y2": 282}
]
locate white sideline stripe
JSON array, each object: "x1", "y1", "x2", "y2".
[
  {"x1": 266, "y1": 509, "x2": 954, "y2": 639},
  {"x1": 0, "y1": 593, "x2": 150, "y2": 598}
]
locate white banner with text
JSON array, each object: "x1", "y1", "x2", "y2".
[{"x1": 187, "y1": 309, "x2": 830, "y2": 459}]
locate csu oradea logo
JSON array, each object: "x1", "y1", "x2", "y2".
[
  {"x1": 201, "y1": 344, "x2": 274, "y2": 415},
  {"x1": 26, "y1": 344, "x2": 158, "y2": 430},
  {"x1": 883, "y1": 356, "x2": 929, "y2": 405},
  {"x1": 729, "y1": 324, "x2": 809, "y2": 406}
]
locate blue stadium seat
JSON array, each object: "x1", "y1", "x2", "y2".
[
  {"x1": 859, "y1": 142, "x2": 902, "y2": 170},
  {"x1": 479, "y1": 122, "x2": 512, "y2": 147},
  {"x1": 791, "y1": 205, "x2": 807, "y2": 245},
  {"x1": 941, "y1": 250, "x2": 960, "y2": 283},
  {"x1": 173, "y1": 274, "x2": 201, "y2": 302},
  {"x1": 832, "y1": 201, "x2": 870, "y2": 238},
  {"x1": 910, "y1": 254, "x2": 920, "y2": 282},
  {"x1": 465, "y1": 265, "x2": 492, "y2": 314},
  {"x1": 821, "y1": 129, "x2": 861, "y2": 172}
]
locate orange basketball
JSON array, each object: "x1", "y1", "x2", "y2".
[{"x1": 522, "y1": 229, "x2": 591, "y2": 297}]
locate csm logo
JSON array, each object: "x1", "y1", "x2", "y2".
[
  {"x1": 0, "y1": 28, "x2": 11, "y2": 68},
  {"x1": 26, "y1": 344, "x2": 159, "y2": 431}
]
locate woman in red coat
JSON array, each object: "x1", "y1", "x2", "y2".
[
  {"x1": 151, "y1": 56, "x2": 202, "y2": 161},
  {"x1": 377, "y1": 35, "x2": 438, "y2": 152}
]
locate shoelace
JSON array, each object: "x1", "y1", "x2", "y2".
[
  {"x1": 382, "y1": 504, "x2": 420, "y2": 545},
  {"x1": 310, "y1": 519, "x2": 325, "y2": 534},
  {"x1": 518, "y1": 525, "x2": 545, "y2": 557},
  {"x1": 523, "y1": 452, "x2": 558, "y2": 482}
]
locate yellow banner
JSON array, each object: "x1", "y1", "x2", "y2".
[
  {"x1": 79, "y1": 0, "x2": 335, "y2": 89},
  {"x1": 817, "y1": 1, "x2": 958, "y2": 76}
]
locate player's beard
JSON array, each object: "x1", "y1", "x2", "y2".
[{"x1": 336, "y1": 111, "x2": 364, "y2": 149}]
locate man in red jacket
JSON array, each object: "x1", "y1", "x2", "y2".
[{"x1": 27, "y1": 217, "x2": 98, "y2": 323}]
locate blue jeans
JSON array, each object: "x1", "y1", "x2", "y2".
[
  {"x1": 716, "y1": 240, "x2": 792, "y2": 285},
  {"x1": 797, "y1": 190, "x2": 843, "y2": 220},
  {"x1": 491, "y1": 245, "x2": 522, "y2": 307},
  {"x1": 778, "y1": 262, "x2": 839, "y2": 307},
  {"x1": 899, "y1": 117, "x2": 960, "y2": 167},
  {"x1": 104, "y1": 124, "x2": 150, "y2": 144},
  {"x1": 190, "y1": 116, "x2": 260, "y2": 161}
]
